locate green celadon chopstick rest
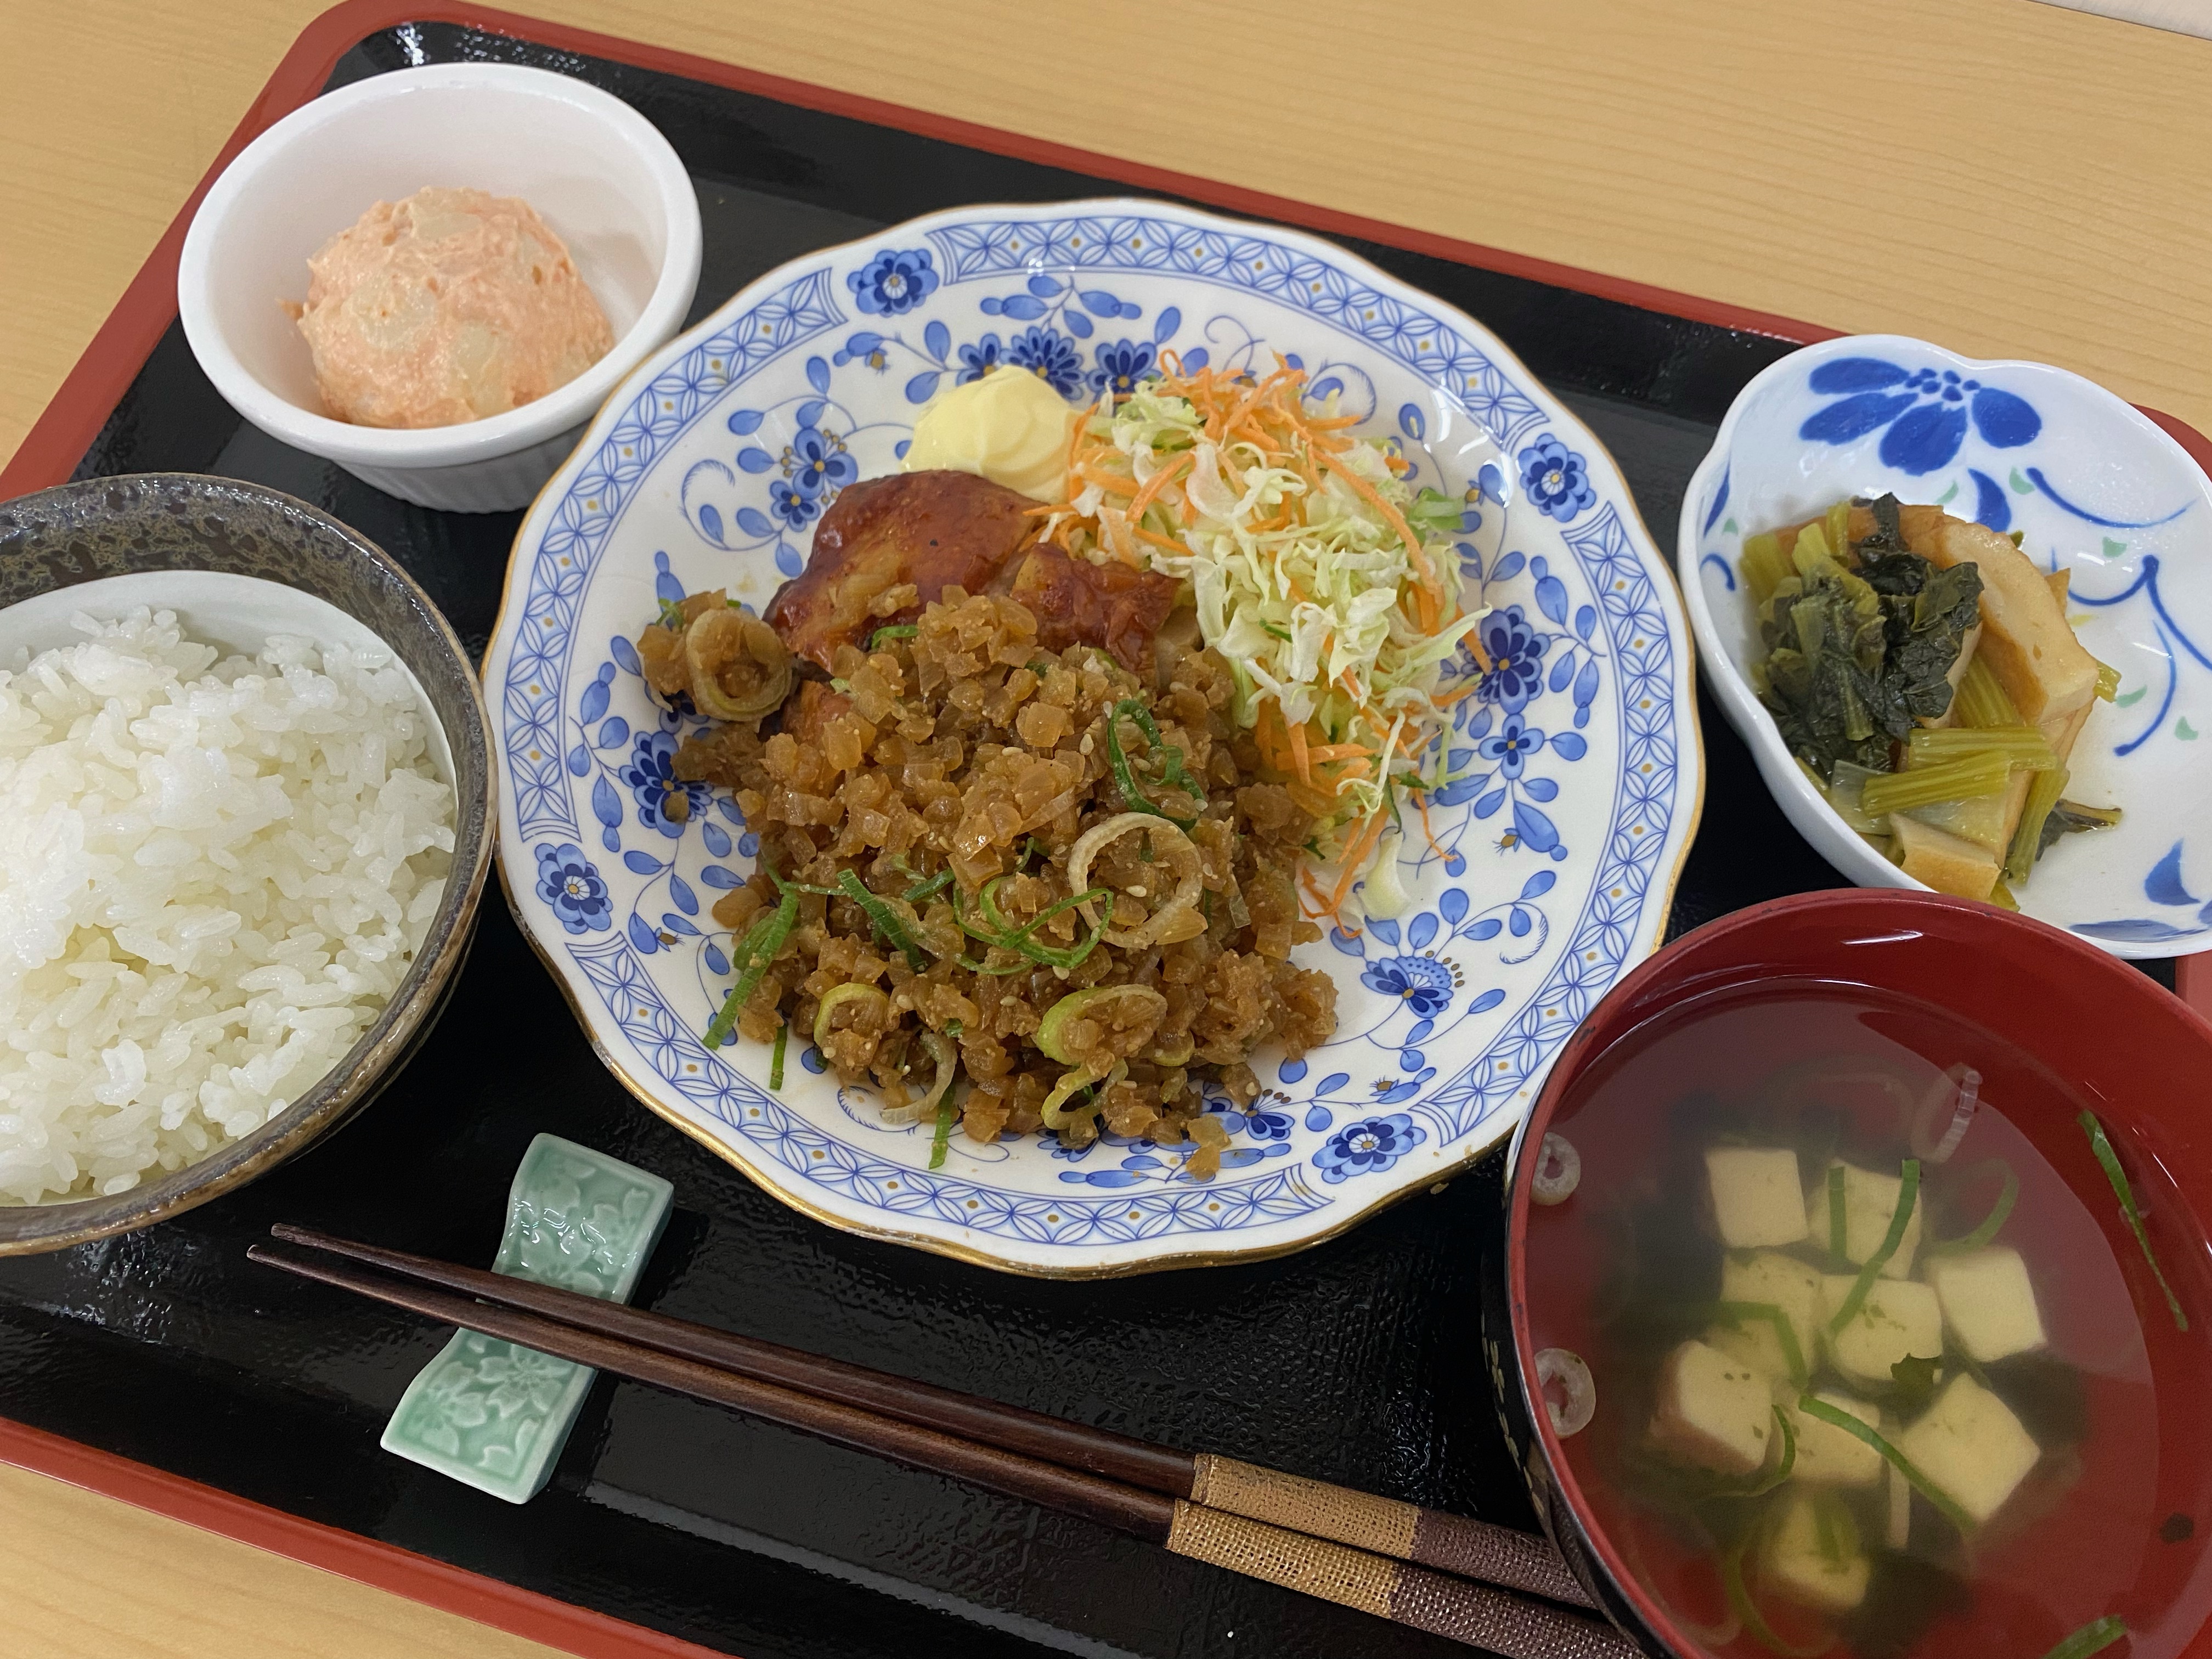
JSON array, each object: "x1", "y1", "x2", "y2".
[{"x1": 380, "y1": 1133, "x2": 673, "y2": 1503}]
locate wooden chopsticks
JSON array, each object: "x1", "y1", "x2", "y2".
[{"x1": 251, "y1": 1226, "x2": 1631, "y2": 1658}]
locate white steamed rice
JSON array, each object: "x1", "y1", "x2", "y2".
[{"x1": 0, "y1": 606, "x2": 455, "y2": 1204}]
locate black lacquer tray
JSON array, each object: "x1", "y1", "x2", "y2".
[{"x1": 0, "y1": 13, "x2": 2185, "y2": 1659}]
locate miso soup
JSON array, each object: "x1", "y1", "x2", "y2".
[{"x1": 1521, "y1": 980, "x2": 2210, "y2": 1659}]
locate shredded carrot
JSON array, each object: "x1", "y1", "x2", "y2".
[
  {"x1": 1126, "y1": 450, "x2": 1192, "y2": 521},
  {"x1": 1075, "y1": 463, "x2": 1138, "y2": 495},
  {"x1": 1287, "y1": 720, "x2": 1312, "y2": 786},
  {"x1": 1317, "y1": 810, "x2": 1390, "y2": 922},
  {"x1": 1414, "y1": 795, "x2": 1451, "y2": 862}
]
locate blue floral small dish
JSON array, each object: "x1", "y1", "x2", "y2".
[
  {"x1": 1681, "y1": 333, "x2": 2212, "y2": 960},
  {"x1": 483, "y1": 199, "x2": 1701, "y2": 1274}
]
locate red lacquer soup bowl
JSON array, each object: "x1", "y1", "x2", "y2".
[{"x1": 1492, "y1": 890, "x2": 2212, "y2": 1659}]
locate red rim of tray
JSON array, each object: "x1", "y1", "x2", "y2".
[{"x1": 4, "y1": 3, "x2": 2211, "y2": 1655}]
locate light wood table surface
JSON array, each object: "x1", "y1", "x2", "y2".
[{"x1": 2, "y1": 2, "x2": 2208, "y2": 1654}]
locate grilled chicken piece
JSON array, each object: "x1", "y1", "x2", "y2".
[
  {"x1": 1005, "y1": 540, "x2": 1181, "y2": 672},
  {"x1": 764, "y1": 469, "x2": 1186, "y2": 674},
  {"x1": 764, "y1": 470, "x2": 1039, "y2": 672}
]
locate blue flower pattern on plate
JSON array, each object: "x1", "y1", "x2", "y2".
[
  {"x1": 1005, "y1": 325, "x2": 1085, "y2": 397},
  {"x1": 788, "y1": 426, "x2": 857, "y2": 497},
  {"x1": 1480, "y1": 714, "x2": 1544, "y2": 780},
  {"x1": 1087, "y1": 338, "x2": 1156, "y2": 400},
  {"x1": 955, "y1": 333, "x2": 1003, "y2": 383},
  {"x1": 619, "y1": 730, "x2": 710, "y2": 839},
  {"x1": 847, "y1": 247, "x2": 940, "y2": 316},
  {"x1": 1518, "y1": 435, "x2": 1595, "y2": 522},
  {"x1": 535, "y1": 843, "x2": 613, "y2": 935},
  {"x1": 1474, "y1": 604, "x2": 1548, "y2": 713},
  {"x1": 1361, "y1": 955, "x2": 1455, "y2": 1018},
  {"x1": 1313, "y1": 1114, "x2": 1425, "y2": 1183},
  {"x1": 488, "y1": 205, "x2": 1696, "y2": 1263}
]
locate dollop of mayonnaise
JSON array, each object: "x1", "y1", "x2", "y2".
[{"x1": 902, "y1": 364, "x2": 1079, "y2": 501}]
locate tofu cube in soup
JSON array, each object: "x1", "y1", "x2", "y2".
[
  {"x1": 1712, "y1": 1251, "x2": 1823, "y2": 1382},
  {"x1": 1928, "y1": 1246, "x2": 2046, "y2": 1363},
  {"x1": 1706, "y1": 1148, "x2": 1809, "y2": 1248},
  {"x1": 1897, "y1": 1374, "x2": 2041, "y2": 1525},
  {"x1": 1786, "y1": 1392, "x2": 1885, "y2": 1487},
  {"x1": 1822, "y1": 1276, "x2": 1943, "y2": 1390},
  {"x1": 1805, "y1": 1160, "x2": 1923, "y2": 1278},
  {"x1": 1762, "y1": 1489, "x2": 1871, "y2": 1613},
  {"x1": 1651, "y1": 1340, "x2": 1776, "y2": 1476}
]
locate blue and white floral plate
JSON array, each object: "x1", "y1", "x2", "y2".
[
  {"x1": 485, "y1": 199, "x2": 1701, "y2": 1275},
  {"x1": 1682, "y1": 334, "x2": 2212, "y2": 960}
]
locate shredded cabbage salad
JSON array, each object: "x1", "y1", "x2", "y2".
[{"x1": 1042, "y1": 360, "x2": 1486, "y2": 921}]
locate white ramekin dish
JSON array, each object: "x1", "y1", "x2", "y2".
[
  {"x1": 177, "y1": 63, "x2": 702, "y2": 513},
  {"x1": 1679, "y1": 332, "x2": 2212, "y2": 960}
]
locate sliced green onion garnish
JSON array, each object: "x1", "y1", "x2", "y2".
[
  {"x1": 1827, "y1": 1159, "x2": 1920, "y2": 1334},
  {"x1": 769, "y1": 1020, "x2": 787, "y2": 1090},
  {"x1": 1716, "y1": 1301, "x2": 1807, "y2": 1387},
  {"x1": 1797, "y1": 1394, "x2": 1974, "y2": 1535},
  {"x1": 2041, "y1": 1616, "x2": 2126, "y2": 1659},
  {"x1": 1720, "y1": 1541, "x2": 1829, "y2": 1658},
  {"x1": 868, "y1": 623, "x2": 918, "y2": 651},
  {"x1": 705, "y1": 887, "x2": 798, "y2": 1048},
  {"x1": 928, "y1": 1093, "x2": 955, "y2": 1170},
  {"x1": 1926, "y1": 1158, "x2": 2019, "y2": 1255},
  {"x1": 951, "y1": 878, "x2": 1111, "y2": 974},
  {"x1": 655, "y1": 596, "x2": 687, "y2": 630},
  {"x1": 2080, "y1": 1110, "x2": 2188, "y2": 1332},
  {"x1": 1731, "y1": 1406, "x2": 1797, "y2": 1497},
  {"x1": 1105, "y1": 699, "x2": 1202, "y2": 828},
  {"x1": 902, "y1": 867, "x2": 953, "y2": 904},
  {"x1": 836, "y1": 870, "x2": 929, "y2": 972}
]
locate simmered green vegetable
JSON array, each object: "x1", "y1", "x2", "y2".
[
  {"x1": 1754, "y1": 495, "x2": 1984, "y2": 779},
  {"x1": 2006, "y1": 765, "x2": 2070, "y2": 884},
  {"x1": 769, "y1": 1020, "x2": 788, "y2": 1090},
  {"x1": 1953, "y1": 653, "x2": 2022, "y2": 729},
  {"x1": 1859, "y1": 754, "x2": 2012, "y2": 819},
  {"x1": 1741, "y1": 531, "x2": 1793, "y2": 606},
  {"x1": 1906, "y1": 726, "x2": 2058, "y2": 770},
  {"x1": 2038, "y1": 799, "x2": 2124, "y2": 859}
]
